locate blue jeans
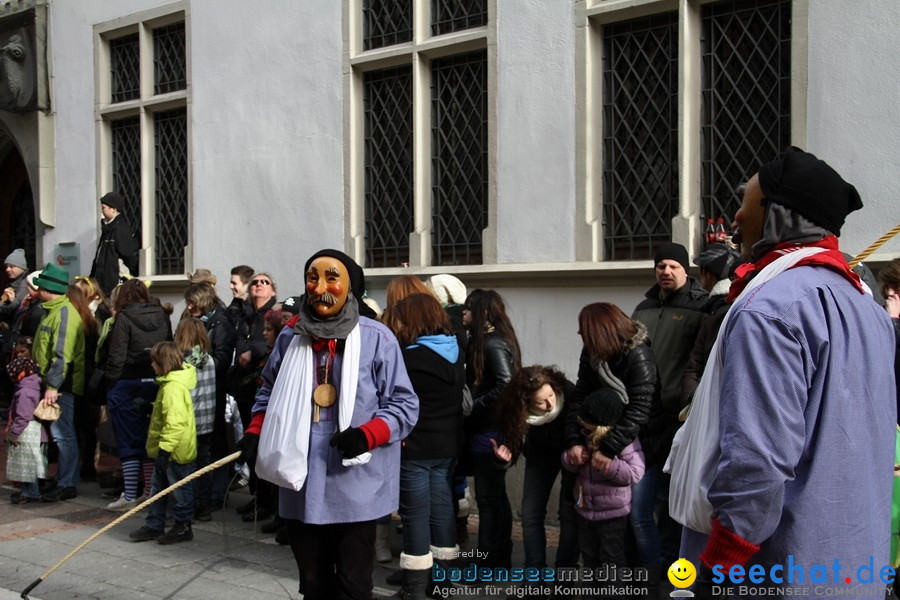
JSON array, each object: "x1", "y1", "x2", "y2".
[
  {"x1": 107, "y1": 378, "x2": 157, "y2": 461},
  {"x1": 630, "y1": 462, "x2": 662, "y2": 566},
  {"x1": 50, "y1": 392, "x2": 79, "y2": 488},
  {"x1": 521, "y1": 456, "x2": 580, "y2": 569},
  {"x1": 145, "y1": 457, "x2": 195, "y2": 530},
  {"x1": 399, "y1": 458, "x2": 457, "y2": 556},
  {"x1": 471, "y1": 452, "x2": 512, "y2": 567}
]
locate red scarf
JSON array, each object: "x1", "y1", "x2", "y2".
[{"x1": 726, "y1": 235, "x2": 863, "y2": 303}]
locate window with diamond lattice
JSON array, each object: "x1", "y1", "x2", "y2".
[
  {"x1": 431, "y1": 0, "x2": 487, "y2": 36},
  {"x1": 110, "y1": 33, "x2": 139, "y2": 103},
  {"x1": 364, "y1": 67, "x2": 414, "y2": 269},
  {"x1": 111, "y1": 116, "x2": 143, "y2": 242},
  {"x1": 431, "y1": 50, "x2": 487, "y2": 266},
  {"x1": 363, "y1": 0, "x2": 412, "y2": 50},
  {"x1": 701, "y1": 0, "x2": 791, "y2": 225},
  {"x1": 602, "y1": 13, "x2": 678, "y2": 261},
  {"x1": 154, "y1": 108, "x2": 188, "y2": 275},
  {"x1": 153, "y1": 21, "x2": 186, "y2": 95}
]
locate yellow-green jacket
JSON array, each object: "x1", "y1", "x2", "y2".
[
  {"x1": 33, "y1": 294, "x2": 86, "y2": 395},
  {"x1": 147, "y1": 363, "x2": 197, "y2": 464}
]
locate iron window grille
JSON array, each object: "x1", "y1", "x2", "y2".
[
  {"x1": 109, "y1": 33, "x2": 139, "y2": 103},
  {"x1": 431, "y1": 50, "x2": 488, "y2": 266},
  {"x1": 364, "y1": 66, "x2": 414, "y2": 269},
  {"x1": 153, "y1": 21, "x2": 186, "y2": 95},
  {"x1": 701, "y1": 0, "x2": 791, "y2": 225},
  {"x1": 154, "y1": 108, "x2": 188, "y2": 275},
  {"x1": 602, "y1": 13, "x2": 679, "y2": 261},
  {"x1": 110, "y1": 116, "x2": 143, "y2": 242},
  {"x1": 363, "y1": 0, "x2": 412, "y2": 50},
  {"x1": 431, "y1": 0, "x2": 487, "y2": 36}
]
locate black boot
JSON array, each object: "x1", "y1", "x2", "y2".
[
  {"x1": 429, "y1": 545, "x2": 459, "y2": 598},
  {"x1": 393, "y1": 553, "x2": 432, "y2": 600}
]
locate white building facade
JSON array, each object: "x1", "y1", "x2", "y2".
[{"x1": 1, "y1": 0, "x2": 898, "y2": 381}]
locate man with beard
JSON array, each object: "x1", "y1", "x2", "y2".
[{"x1": 238, "y1": 249, "x2": 418, "y2": 600}]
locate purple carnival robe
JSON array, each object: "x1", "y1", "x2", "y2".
[{"x1": 253, "y1": 316, "x2": 418, "y2": 524}]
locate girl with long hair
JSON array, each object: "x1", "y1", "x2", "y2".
[
  {"x1": 491, "y1": 365, "x2": 580, "y2": 573},
  {"x1": 382, "y1": 293, "x2": 464, "y2": 599},
  {"x1": 462, "y1": 288, "x2": 520, "y2": 568}
]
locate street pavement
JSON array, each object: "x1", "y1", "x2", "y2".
[{"x1": 0, "y1": 476, "x2": 545, "y2": 599}]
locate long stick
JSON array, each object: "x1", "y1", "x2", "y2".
[
  {"x1": 848, "y1": 224, "x2": 900, "y2": 268},
  {"x1": 20, "y1": 450, "x2": 242, "y2": 599}
]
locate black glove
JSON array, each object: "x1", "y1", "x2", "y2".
[
  {"x1": 693, "y1": 565, "x2": 724, "y2": 600},
  {"x1": 237, "y1": 432, "x2": 259, "y2": 469},
  {"x1": 329, "y1": 427, "x2": 368, "y2": 459}
]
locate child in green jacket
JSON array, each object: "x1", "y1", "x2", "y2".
[{"x1": 129, "y1": 341, "x2": 197, "y2": 545}]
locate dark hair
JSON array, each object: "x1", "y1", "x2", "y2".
[
  {"x1": 382, "y1": 293, "x2": 452, "y2": 347},
  {"x1": 231, "y1": 265, "x2": 255, "y2": 283},
  {"x1": 67, "y1": 284, "x2": 99, "y2": 337},
  {"x1": 150, "y1": 341, "x2": 183, "y2": 375},
  {"x1": 184, "y1": 282, "x2": 221, "y2": 314},
  {"x1": 264, "y1": 309, "x2": 286, "y2": 334},
  {"x1": 465, "y1": 289, "x2": 521, "y2": 385},
  {"x1": 174, "y1": 318, "x2": 211, "y2": 354},
  {"x1": 577, "y1": 303, "x2": 638, "y2": 361},
  {"x1": 385, "y1": 275, "x2": 433, "y2": 309},
  {"x1": 496, "y1": 365, "x2": 567, "y2": 460},
  {"x1": 114, "y1": 278, "x2": 151, "y2": 314},
  {"x1": 878, "y1": 258, "x2": 900, "y2": 299}
]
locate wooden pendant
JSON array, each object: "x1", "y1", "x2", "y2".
[{"x1": 313, "y1": 383, "x2": 337, "y2": 407}]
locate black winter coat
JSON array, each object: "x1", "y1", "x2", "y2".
[
  {"x1": 521, "y1": 380, "x2": 576, "y2": 463},
  {"x1": 565, "y1": 325, "x2": 666, "y2": 465},
  {"x1": 401, "y1": 342, "x2": 465, "y2": 460},
  {"x1": 104, "y1": 303, "x2": 172, "y2": 382},
  {"x1": 466, "y1": 334, "x2": 516, "y2": 434},
  {"x1": 90, "y1": 216, "x2": 139, "y2": 295}
]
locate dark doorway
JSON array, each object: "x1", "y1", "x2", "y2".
[{"x1": 0, "y1": 148, "x2": 36, "y2": 289}]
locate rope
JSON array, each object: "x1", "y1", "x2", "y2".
[
  {"x1": 848, "y1": 224, "x2": 900, "y2": 268},
  {"x1": 21, "y1": 451, "x2": 241, "y2": 599}
]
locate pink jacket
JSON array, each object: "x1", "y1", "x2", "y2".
[
  {"x1": 8, "y1": 374, "x2": 48, "y2": 443},
  {"x1": 562, "y1": 438, "x2": 645, "y2": 521}
]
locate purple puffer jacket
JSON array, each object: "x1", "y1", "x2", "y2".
[
  {"x1": 562, "y1": 438, "x2": 644, "y2": 521},
  {"x1": 9, "y1": 374, "x2": 49, "y2": 442}
]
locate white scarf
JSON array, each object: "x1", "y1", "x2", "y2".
[
  {"x1": 664, "y1": 247, "x2": 828, "y2": 532},
  {"x1": 255, "y1": 325, "x2": 365, "y2": 491}
]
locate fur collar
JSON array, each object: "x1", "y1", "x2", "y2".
[{"x1": 623, "y1": 321, "x2": 649, "y2": 350}]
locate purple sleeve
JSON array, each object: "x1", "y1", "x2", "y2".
[
  {"x1": 707, "y1": 308, "x2": 807, "y2": 545},
  {"x1": 251, "y1": 327, "x2": 293, "y2": 415}
]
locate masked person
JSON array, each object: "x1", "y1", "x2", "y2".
[
  {"x1": 238, "y1": 249, "x2": 418, "y2": 600},
  {"x1": 670, "y1": 148, "x2": 896, "y2": 598}
]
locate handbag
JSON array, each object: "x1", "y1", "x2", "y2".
[{"x1": 33, "y1": 402, "x2": 61, "y2": 422}]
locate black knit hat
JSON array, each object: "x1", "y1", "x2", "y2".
[
  {"x1": 303, "y1": 249, "x2": 377, "y2": 319},
  {"x1": 758, "y1": 147, "x2": 862, "y2": 236},
  {"x1": 579, "y1": 388, "x2": 625, "y2": 427},
  {"x1": 99, "y1": 192, "x2": 126, "y2": 213},
  {"x1": 694, "y1": 243, "x2": 744, "y2": 281},
  {"x1": 653, "y1": 242, "x2": 690, "y2": 271}
]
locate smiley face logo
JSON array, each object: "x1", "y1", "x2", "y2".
[{"x1": 667, "y1": 558, "x2": 697, "y2": 588}]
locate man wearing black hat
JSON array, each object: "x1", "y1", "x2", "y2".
[
  {"x1": 89, "y1": 192, "x2": 139, "y2": 295},
  {"x1": 238, "y1": 249, "x2": 417, "y2": 600},
  {"x1": 673, "y1": 148, "x2": 896, "y2": 598},
  {"x1": 630, "y1": 241, "x2": 707, "y2": 570},
  {"x1": 680, "y1": 243, "x2": 744, "y2": 407}
]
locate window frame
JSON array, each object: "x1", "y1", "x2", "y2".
[
  {"x1": 94, "y1": 3, "x2": 192, "y2": 281},
  {"x1": 576, "y1": 0, "x2": 807, "y2": 262},
  {"x1": 344, "y1": 0, "x2": 497, "y2": 272}
]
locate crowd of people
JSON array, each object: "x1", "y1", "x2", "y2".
[{"x1": 1, "y1": 147, "x2": 898, "y2": 600}]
